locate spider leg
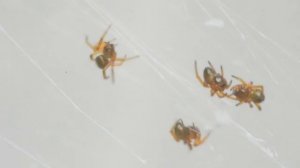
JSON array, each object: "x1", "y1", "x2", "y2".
[
  {"x1": 98, "y1": 24, "x2": 112, "y2": 47},
  {"x1": 232, "y1": 75, "x2": 247, "y2": 85},
  {"x1": 227, "y1": 80, "x2": 232, "y2": 89},
  {"x1": 170, "y1": 119, "x2": 186, "y2": 142},
  {"x1": 220, "y1": 65, "x2": 224, "y2": 76},
  {"x1": 210, "y1": 90, "x2": 216, "y2": 96},
  {"x1": 176, "y1": 119, "x2": 184, "y2": 125},
  {"x1": 201, "y1": 132, "x2": 210, "y2": 144},
  {"x1": 220, "y1": 66, "x2": 233, "y2": 89},
  {"x1": 194, "y1": 131, "x2": 210, "y2": 146},
  {"x1": 117, "y1": 55, "x2": 139, "y2": 61},
  {"x1": 194, "y1": 139, "x2": 203, "y2": 147},
  {"x1": 102, "y1": 62, "x2": 112, "y2": 79},
  {"x1": 111, "y1": 63, "x2": 115, "y2": 83},
  {"x1": 226, "y1": 94, "x2": 237, "y2": 100},
  {"x1": 216, "y1": 91, "x2": 227, "y2": 98},
  {"x1": 188, "y1": 143, "x2": 193, "y2": 150},
  {"x1": 184, "y1": 139, "x2": 193, "y2": 150},
  {"x1": 254, "y1": 103, "x2": 262, "y2": 111},
  {"x1": 208, "y1": 61, "x2": 216, "y2": 72},
  {"x1": 195, "y1": 61, "x2": 209, "y2": 87},
  {"x1": 170, "y1": 119, "x2": 184, "y2": 137},
  {"x1": 113, "y1": 60, "x2": 126, "y2": 66},
  {"x1": 102, "y1": 69, "x2": 109, "y2": 79},
  {"x1": 170, "y1": 129, "x2": 180, "y2": 142},
  {"x1": 248, "y1": 102, "x2": 253, "y2": 108},
  {"x1": 114, "y1": 55, "x2": 128, "y2": 66},
  {"x1": 85, "y1": 36, "x2": 96, "y2": 51},
  {"x1": 126, "y1": 55, "x2": 140, "y2": 61},
  {"x1": 114, "y1": 55, "x2": 139, "y2": 66},
  {"x1": 236, "y1": 101, "x2": 243, "y2": 106},
  {"x1": 175, "y1": 120, "x2": 185, "y2": 129}
]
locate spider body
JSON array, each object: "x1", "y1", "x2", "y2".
[
  {"x1": 195, "y1": 61, "x2": 231, "y2": 97},
  {"x1": 170, "y1": 119, "x2": 209, "y2": 150},
  {"x1": 93, "y1": 42, "x2": 116, "y2": 71},
  {"x1": 230, "y1": 75, "x2": 265, "y2": 110},
  {"x1": 86, "y1": 25, "x2": 138, "y2": 82}
]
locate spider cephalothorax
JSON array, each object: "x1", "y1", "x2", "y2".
[
  {"x1": 229, "y1": 75, "x2": 265, "y2": 110},
  {"x1": 86, "y1": 25, "x2": 138, "y2": 82},
  {"x1": 170, "y1": 119, "x2": 210, "y2": 150},
  {"x1": 195, "y1": 61, "x2": 232, "y2": 97}
]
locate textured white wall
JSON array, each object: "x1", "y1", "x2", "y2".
[{"x1": 0, "y1": 0, "x2": 299, "y2": 168}]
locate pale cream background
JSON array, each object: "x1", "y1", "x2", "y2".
[{"x1": 0, "y1": 0, "x2": 299, "y2": 168}]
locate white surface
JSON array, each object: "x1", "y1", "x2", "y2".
[{"x1": 0, "y1": 0, "x2": 299, "y2": 168}]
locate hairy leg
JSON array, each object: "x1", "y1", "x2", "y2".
[
  {"x1": 232, "y1": 75, "x2": 247, "y2": 85},
  {"x1": 195, "y1": 61, "x2": 208, "y2": 87},
  {"x1": 254, "y1": 103, "x2": 262, "y2": 111}
]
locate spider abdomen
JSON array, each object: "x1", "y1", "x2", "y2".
[
  {"x1": 95, "y1": 56, "x2": 109, "y2": 69},
  {"x1": 204, "y1": 67, "x2": 215, "y2": 84}
]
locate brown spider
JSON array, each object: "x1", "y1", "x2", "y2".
[
  {"x1": 194, "y1": 61, "x2": 232, "y2": 97},
  {"x1": 170, "y1": 119, "x2": 210, "y2": 150},
  {"x1": 229, "y1": 75, "x2": 265, "y2": 110},
  {"x1": 86, "y1": 25, "x2": 138, "y2": 82}
]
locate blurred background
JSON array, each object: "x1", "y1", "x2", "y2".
[{"x1": 0, "y1": 0, "x2": 299, "y2": 167}]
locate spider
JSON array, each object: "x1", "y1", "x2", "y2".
[
  {"x1": 194, "y1": 61, "x2": 232, "y2": 98},
  {"x1": 170, "y1": 119, "x2": 210, "y2": 150},
  {"x1": 229, "y1": 75, "x2": 265, "y2": 110},
  {"x1": 85, "y1": 25, "x2": 138, "y2": 82}
]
